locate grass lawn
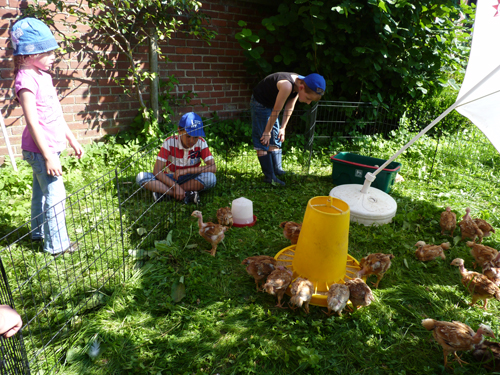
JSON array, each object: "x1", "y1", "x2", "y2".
[{"x1": 1, "y1": 126, "x2": 500, "y2": 374}]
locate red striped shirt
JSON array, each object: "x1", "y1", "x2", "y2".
[{"x1": 157, "y1": 135, "x2": 213, "y2": 172}]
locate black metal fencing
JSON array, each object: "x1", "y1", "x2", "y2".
[{"x1": 0, "y1": 102, "x2": 498, "y2": 373}]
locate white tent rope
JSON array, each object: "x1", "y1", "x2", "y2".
[
  {"x1": 359, "y1": 63, "x2": 500, "y2": 194},
  {"x1": 0, "y1": 112, "x2": 17, "y2": 172}
]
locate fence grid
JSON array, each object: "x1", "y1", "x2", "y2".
[{"x1": 1, "y1": 102, "x2": 498, "y2": 373}]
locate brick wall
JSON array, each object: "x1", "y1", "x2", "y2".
[{"x1": 0, "y1": 0, "x2": 274, "y2": 164}]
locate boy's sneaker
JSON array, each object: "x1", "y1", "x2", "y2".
[{"x1": 184, "y1": 191, "x2": 200, "y2": 205}]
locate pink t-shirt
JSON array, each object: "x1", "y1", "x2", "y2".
[{"x1": 15, "y1": 69, "x2": 67, "y2": 153}]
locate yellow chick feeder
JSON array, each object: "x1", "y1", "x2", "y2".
[{"x1": 274, "y1": 196, "x2": 360, "y2": 307}]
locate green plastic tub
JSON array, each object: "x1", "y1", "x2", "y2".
[{"x1": 330, "y1": 152, "x2": 402, "y2": 193}]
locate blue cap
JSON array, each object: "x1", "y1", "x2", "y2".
[
  {"x1": 298, "y1": 73, "x2": 326, "y2": 96},
  {"x1": 11, "y1": 18, "x2": 58, "y2": 56},
  {"x1": 179, "y1": 112, "x2": 205, "y2": 137}
]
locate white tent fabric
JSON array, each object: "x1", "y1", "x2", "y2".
[{"x1": 455, "y1": 0, "x2": 500, "y2": 153}]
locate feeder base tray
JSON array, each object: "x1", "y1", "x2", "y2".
[{"x1": 274, "y1": 245, "x2": 361, "y2": 307}]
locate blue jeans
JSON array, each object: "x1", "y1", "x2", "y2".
[
  {"x1": 23, "y1": 151, "x2": 70, "y2": 255},
  {"x1": 135, "y1": 171, "x2": 216, "y2": 191},
  {"x1": 251, "y1": 96, "x2": 282, "y2": 151}
]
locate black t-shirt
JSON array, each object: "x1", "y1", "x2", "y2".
[{"x1": 252, "y1": 72, "x2": 299, "y2": 109}]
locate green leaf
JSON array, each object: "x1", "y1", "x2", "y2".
[{"x1": 171, "y1": 277, "x2": 186, "y2": 302}]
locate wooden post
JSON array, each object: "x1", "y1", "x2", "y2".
[
  {"x1": 149, "y1": 31, "x2": 159, "y2": 122},
  {"x1": 0, "y1": 112, "x2": 18, "y2": 171}
]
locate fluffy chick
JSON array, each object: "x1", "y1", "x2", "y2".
[
  {"x1": 482, "y1": 261, "x2": 500, "y2": 286},
  {"x1": 241, "y1": 255, "x2": 277, "y2": 291},
  {"x1": 279, "y1": 221, "x2": 302, "y2": 245},
  {"x1": 289, "y1": 277, "x2": 314, "y2": 313},
  {"x1": 345, "y1": 278, "x2": 374, "y2": 310},
  {"x1": 422, "y1": 319, "x2": 495, "y2": 368},
  {"x1": 191, "y1": 210, "x2": 228, "y2": 256},
  {"x1": 473, "y1": 340, "x2": 500, "y2": 371},
  {"x1": 262, "y1": 266, "x2": 293, "y2": 308},
  {"x1": 325, "y1": 283, "x2": 350, "y2": 317},
  {"x1": 216, "y1": 207, "x2": 233, "y2": 227},
  {"x1": 415, "y1": 241, "x2": 450, "y2": 261},
  {"x1": 467, "y1": 241, "x2": 498, "y2": 269},
  {"x1": 459, "y1": 207, "x2": 484, "y2": 243},
  {"x1": 440, "y1": 207, "x2": 456, "y2": 237},
  {"x1": 450, "y1": 258, "x2": 500, "y2": 310},
  {"x1": 357, "y1": 253, "x2": 394, "y2": 288},
  {"x1": 473, "y1": 218, "x2": 495, "y2": 237}
]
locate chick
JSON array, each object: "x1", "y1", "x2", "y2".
[
  {"x1": 472, "y1": 340, "x2": 500, "y2": 371},
  {"x1": 473, "y1": 218, "x2": 495, "y2": 237},
  {"x1": 440, "y1": 206, "x2": 456, "y2": 237},
  {"x1": 450, "y1": 258, "x2": 500, "y2": 310},
  {"x1": 459, "y1": 207, "x2": 484, "y2": 243},
  {"x1": 482, "y1": 261, "x2": 500, "y2": 286},
  {"x1": 289, "y1": 277, "x2": 314, "y2": 313},
  {"x1": 279, "y1": 221, "x2": 302, "y2": 245},
  {"x1": 241, "y1": 255, "x2": 277, "y2": 291},
  {"x1": 325, "y1": 283, "x2": 350, "y2": 317},
  {"x1": 345, "y1": 278, "x2": 374, "y2": 310},
  {"x1": 191, "y1": 210, "x2": 228, "y2": 256},
  {"x1": 216, "y1": 207, "x2": 233, "y2": 227},
  {"x1": 262, "y1": 266, "x2": 293, "y2": 308},
  {"x1": 415, "y1": 241, "x2": 450, "y2": 261},
  {"x1": 467, "y1": 241, "x2": 498, "y2": 269},
  {"x1": 422, "y1": 319, "x2": 495, "y2": 368},
  {"x1": 357, "y1": 253, "x2": 394, "y2": 288}
]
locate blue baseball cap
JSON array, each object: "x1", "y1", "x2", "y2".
[
  {"x1": 298, "y1": 73, "x2": 326, "y2": 96},
  {"x1": 179, "y1": 112, "x2": 205, "y2": 137},
  {"x1": 11, "y1": 18, "x2": 58, "y2": 56}
]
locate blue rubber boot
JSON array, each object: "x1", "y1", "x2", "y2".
[
  {"x1": 258, "y1": 154, "x2": 285, "y2": 186},
  {"x1": 270, "y1": 149, "x2": 286, "y2": 176}
]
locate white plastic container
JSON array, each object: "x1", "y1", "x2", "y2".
[{"x1": 231, "y1": 197, "x2": 254, "y2": 225}]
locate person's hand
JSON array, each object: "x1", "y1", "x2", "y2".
[
  {"x1": 70, "y1": 140, "x2": 84, "y2": 159},
  {"x1": 278, "y1": 128, "x2": 286, "y2": 142},
  {"x1": 173, "y1": 185, "x2": 185, "y2": 201},
  {"x1": 173, "y1": 168, "x2": 187, "y2": 180},
  {"x1": 0, "y1": 305, "x2": 22, "y2": 338},
  {"x1": 45, "y1": 154, "x2": 63, "y2": 176},
  {"x1": 260, "y1": 131, "x2": 271, "y2": 146}
]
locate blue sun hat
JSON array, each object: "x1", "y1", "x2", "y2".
[
  {"x1": 11, "y1": 18, "x2": 58, "y2": 56},
  {"x1": 298, "y1": 73, "x2": 326, "y2": 96},
  {"x1": 178, "y1": 112, "x2": 205, "y2": 137}
]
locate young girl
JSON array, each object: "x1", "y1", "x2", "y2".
[
  {"x1": 11, "y1": 18, "x2": 84, "y2": 256},
  {"x1": 251, "y1": 72, "x2": 326, "y2": 185}
]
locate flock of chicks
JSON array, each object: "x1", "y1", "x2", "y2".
[
  {"x1": 421, "y1": 206, "x2": 500, "y2": 369},
  {"x1": 191, "y1": 206, "x2": 500, "y2": 369}
]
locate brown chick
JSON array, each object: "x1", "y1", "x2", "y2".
[
  {"x1": 473, "y1": 218, "x2": 496, "y2": 237},
  {"x1": 415, "y1": 241, "x2": 451, "y2": 261},
  {"x1": 344, "y1": 278, "x2": 374, "y2": 310},
  {"x1": 472, "y1": 340, "x2": 500, "y2": 371},
  {"x1": 357, "y1": 253, "x2": 394, "y2": 288},
  {"x1": 241, "y1": 255, "x2": 277, "y2": 291},
  {"x1": 279, "y1": 221, "x2": 302, "y2": 245},
  {"x1": 459, "y1": 207, "x2": 484, "y2": 243},
  {"x1": 262, "y1": 266, "x2": 293, "y2": 308},
  {"x1": 422, "y1": 319, "x2": 495, "y2": 368},
  {"x1": 440, "y1": 206, "x2": 456, "y2": 237},
  {"x1": 467, "y1": 241, "x2": 498, "y2": 268},
  {"x1": 289, "y1": 278, "x2": 314, "y2": 313},
  {"x1": 216, "y1": 207, "x2": 233, "y2": 227},
  {"x1": 191, "y1": 210, "x2": 228, "y2": 256},
  {"x1": 482, "y1": 261, "x2": 500, "y2": 286},
  {"x1": 450, "y1": 258, "x2": 500, "y2": 310},
  {"x1": 325, "y1": 283, "x2": 350, "y2": 317}
]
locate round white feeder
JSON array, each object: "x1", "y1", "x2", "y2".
[
  {"x1": 329, "y1": 173, "x2": 397, "y2": 226},
  {"x1": 231, "y1": 197, "x2": 257, "y2": 227}
]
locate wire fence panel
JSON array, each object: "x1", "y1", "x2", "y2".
[{"x1": 1, "y1": 102, "x2": 498, "y2": 374}]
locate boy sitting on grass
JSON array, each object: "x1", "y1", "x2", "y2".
[{"x1": 136, "y1": 112, "x2": 216, "y2": 204}]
